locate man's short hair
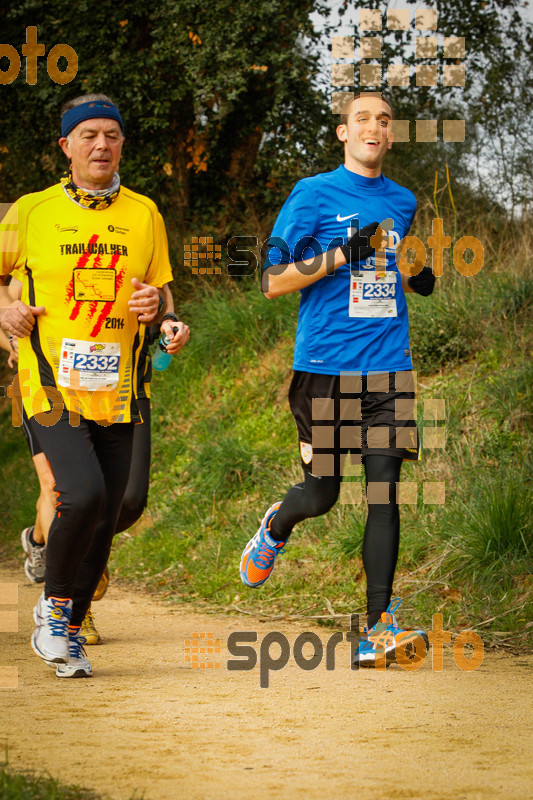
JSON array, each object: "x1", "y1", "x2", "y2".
[
  {"x1": 61, "y1": 93, "x2": 117, "y2": 116},
  {"x1": 339, "y1": 91, "x2": 395, "y2": 125}
]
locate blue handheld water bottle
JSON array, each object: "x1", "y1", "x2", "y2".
[{"x1": 151, "y1": 326, "x2": 178, "y2": 372}]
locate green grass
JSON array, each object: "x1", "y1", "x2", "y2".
[
  {"x1": 451, "y1": 473, "x2": 531, "y2": 582},
  {"x1": 0, "y1": 222, "x2": 531, "y2": 648},
  {"x1": 0, "y1": 401, "x2": 41, "y2": 549},
  {"x1": 0, "y1": 766, "x2": 109, "y2": 800}
]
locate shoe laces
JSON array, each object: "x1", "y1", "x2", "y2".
[
  {"x1": 69, "y1": 632, "x2": 88, "y2": 659},
  {"x1": 368, "y1": 620, "x2": 395, "y2": 648},
  {"x1": 378, "y1": 598, "x2": 402, "y2": 633},
  {"x1": 47, "y1": 603, "x2": 70, "y2": 638},
  {"x1": 29, "y1": 540, "x2": 46, "y2": 566},
  {"x1": 84, "y1": 609, "x2": 96, "y2": 629},
  {"x1": 358, "y1": 637, "x2": 376, "y2": 653},
  {"x1": 365, "y1": 599, "x2": 402, "y2": 634},
  {"x1": 254, "y1": 539, "x2": 284, "y2": 569},
  {"x1": 381, "y1": 612, "x2": 398, "y2": 630},
  {"x1": 387, "y1": 597, "x2": 402, "y2": 615}
]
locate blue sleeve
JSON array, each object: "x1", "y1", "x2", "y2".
[{"x1": 263, "y1": 180, "x2": 320, "y2": 269}]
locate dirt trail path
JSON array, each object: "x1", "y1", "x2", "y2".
[{"x1": 0, "y1": 565, "x2": 531, "y2": 800}]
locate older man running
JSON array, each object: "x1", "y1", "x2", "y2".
[{"x1": 0, "y1": 94, "x2": 188, "y2": 678}]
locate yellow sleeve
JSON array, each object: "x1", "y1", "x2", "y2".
[
  {"x1": 144, "y1": 209, "x2": 173, "y2": 288},
  {"x1": 0, "y1": 198, "x2": 27, "y2": 276}
]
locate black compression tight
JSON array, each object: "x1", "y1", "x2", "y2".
[
  {"x1": 362, "y1": 455, "x2": 402, "y2": 625},
  {"x1": 115, "y1": 398, "x2": 151, "y2": 533},
  {"x1": 34, "y1": 412, "x2": 134, "y2": 626},
  {"x1": 269, "y1": 454, "x2": 403, "y2": 623},
  {"x1": 270, "y1": 472, "x2": 341, "y2": 536}
]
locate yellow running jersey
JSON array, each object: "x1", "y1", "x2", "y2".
[{"x1": 1, "y1": 182, "x2": 173, "y2": 423}]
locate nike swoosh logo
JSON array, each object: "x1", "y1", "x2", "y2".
[{"x1": 336, "y1": 212, "x2": 359, "y2": 222}]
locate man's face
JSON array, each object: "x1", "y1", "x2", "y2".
[
  {"x1": 336, "y1": 96, "x2": 393, "y2": 176},
  {"x1": 59, "y1": 118, "x2": 124, "y2": 190}
]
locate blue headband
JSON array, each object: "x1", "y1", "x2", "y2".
[{"x1": 61, "y1": 101, "x2": 125, "y2": 138}]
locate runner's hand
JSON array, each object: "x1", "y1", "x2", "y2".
[
  {"x1": 160, "y1": 320, "x2": 190, "y2": 355},
  {"x1": 407, "y1": 267, "x2": 436, "y2": 297},
  {"x1": 340, "y1": 221, "x2": 380, "y2": 265},
  {"x1": 129, "y1": 278, "x2": 161, "y2": 323},
  {"x1": 0, "y1": 301, "x2": 44, "y2": 337}
]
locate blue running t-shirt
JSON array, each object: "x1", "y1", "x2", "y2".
[{"x1": 264, "y1": 165, "x2": 417, "y2": 375}]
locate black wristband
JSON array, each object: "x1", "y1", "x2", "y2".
[{"x1": 161, "y1": 312, "x2": 179, "y2": 323}]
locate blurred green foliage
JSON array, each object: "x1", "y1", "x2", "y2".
[{"x1": 1, "y1": 0, "x2": 531, "y2": 235}]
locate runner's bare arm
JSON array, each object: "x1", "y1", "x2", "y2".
[
  {"x1": 0, "y1": 326, "x2": 13, "y2": 356},
  {"x1": 264, "y1": 242, "x2": 418, "y2": 298},
  {"x1": 263, "y1": 247, "x2": 346, "y2": 298},
  {"x1": 159, "y1": 283, "x2": 190, "y2": 355},
  {"x1": 0, "y1": 276, "x2": 44, "y2": 336},
  {"x1": 0, "y1": 278, "x2": 21, "y2": 362},
  {"x1": 263, "y1": 222, "x2": 382, "y2": 299},
  {"x1": 129, "y1": 278, "x2": 166, "y2": 323},
  {"x1": 160, "y1": 283, "x2": 174, "y2": 316},
  {"x1": 0, "y1": 277, "x2": 10, "y2": 310}
]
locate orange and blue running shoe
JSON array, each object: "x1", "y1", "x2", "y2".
[
  {"x1": 353, "y1": 597, "x2": 429, "y2": 668},
  {"x1": 240, "y1": 502, "x2": 285, "y2": 587}
]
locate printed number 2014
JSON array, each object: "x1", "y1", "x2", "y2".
[{"x1": 105, "y1": 317, "x2": 125, "y2": 329}]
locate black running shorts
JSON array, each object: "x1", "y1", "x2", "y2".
[
  {"x1": 21, "y1": 407, "x2": 44, "y2": 458},
  {"x1": 288, "y1": 370, "x2": 420, "y2": 477}
]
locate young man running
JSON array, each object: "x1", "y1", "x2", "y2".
[
  {"x1": 240, "y1": 92, "x2": 435, "y2": 666},
  {"x1": 0, "y1": 93, "x2": 188, "y2": 678}
]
